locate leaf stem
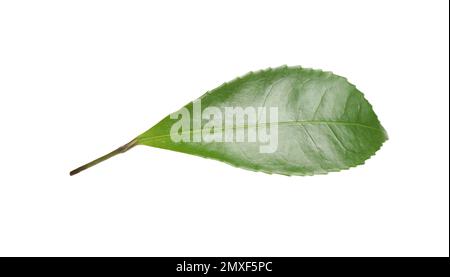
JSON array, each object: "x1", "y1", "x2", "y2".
[{"x1": 70, "y1": 138, "x2": 138, "y2": 176}]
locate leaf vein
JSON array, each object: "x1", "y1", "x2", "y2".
[{"x1": 139, "y1": 120, "x2": 383, "y2": 143}]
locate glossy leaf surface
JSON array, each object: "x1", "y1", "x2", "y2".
[{"x1": 137, "y1": 66, "x2": 387, "y2": 175}]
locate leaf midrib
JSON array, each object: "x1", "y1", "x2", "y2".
[{"x1": 138, "y1": 120, "x2": 383, "y2": 144}]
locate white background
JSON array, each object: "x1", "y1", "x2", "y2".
[{"x1": 0, "y1": 0, "x2": 448, "y2": 257}]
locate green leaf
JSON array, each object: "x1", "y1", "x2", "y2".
[{"x1": 70, "y1": 66, "x2": 387, "y2": 176}]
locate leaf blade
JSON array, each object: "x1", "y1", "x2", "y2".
[{"x1": 137, "y1": 66, "x2": 387, "y2": 176}]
